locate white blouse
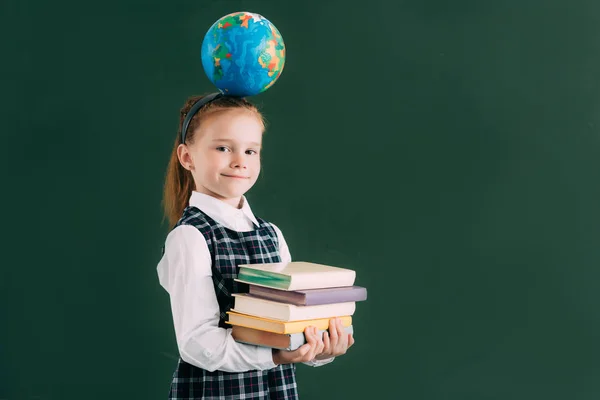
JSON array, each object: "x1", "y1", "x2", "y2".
[{"x1": 157, "y1": 191, "x2": 334, "y2": 372}]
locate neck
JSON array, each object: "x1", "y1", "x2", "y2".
[
  {"x1": 227, "y1": 196, "x2": 243, "y2": 209},
  {"x1": 195, "y1": 188, "x2": 243, "y2": 209}
]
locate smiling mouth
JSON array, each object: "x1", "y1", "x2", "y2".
[{"x1": 222, "y1": 174, "x2": 250, "y2": 179}]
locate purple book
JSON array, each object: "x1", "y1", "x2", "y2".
[{"x1": 248, "y1": 285, "x2": 367, "y2": 306}]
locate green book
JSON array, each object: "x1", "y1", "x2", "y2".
[{"x1": 236, "y1": 261, "x2": 356, "y2": 291}]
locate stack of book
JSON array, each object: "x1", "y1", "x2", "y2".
[{"x1": 226, "y1": 261, "x2": 367, "y2": 351}]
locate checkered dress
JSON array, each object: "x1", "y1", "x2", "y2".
[{"x1": 167, "y1": 206, "x2": 298, "y2": 400}]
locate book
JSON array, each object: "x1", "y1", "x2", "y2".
[
  {"x1": 248, "y1": 284, "x2": 368, "y2": 306},
  {"x1": 232, "y1": 293, "x2": 356, "y2": 321},
  {"x1": 236, "y1": 261, "x2": 356, "y2": 290},
  {"x1": 226, "y1": 311, "x2": 353, "y2": 334},
  {"x1": 236, "y1": 262, "x2": 356, "y2": 291},
  {"x1": 231, "y1": 324, "x2": 355, "y2": 351}
]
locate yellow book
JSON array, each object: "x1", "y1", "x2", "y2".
[{"x1": 226, "y1": 311, "x2": 352, "y2": 334}]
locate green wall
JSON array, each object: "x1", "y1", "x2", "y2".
[{"x1": 2, "y1": 0, "x2": 600, "y2": 398}]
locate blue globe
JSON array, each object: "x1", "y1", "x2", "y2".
[{"x1": 201, "y1": 12, "x2": 286, "y2": 97}]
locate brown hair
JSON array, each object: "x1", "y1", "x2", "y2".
[{"x1": 162, "y1": 94, "x2": 265, "y2": 228}]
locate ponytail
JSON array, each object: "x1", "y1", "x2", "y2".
[{"x1": 162, "y1": 135, "x2": 195, "y2": 228}]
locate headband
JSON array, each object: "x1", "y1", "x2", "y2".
[{"x1": 180, "y1": 92, "x2": 224, "y2": 143}]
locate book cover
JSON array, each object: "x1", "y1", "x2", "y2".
[
  {"x1": 232, "y1": 324, "x2": 355, "y2": 350},
  {"x1": 236, "y1": 261, "x2": 356, "y2": 290},
  {"x1": 232, "y1": 293, "x2": 356, "y2": 321},
  {"x1": 248, "y1": 284, "x2": 368, "y2": 306},
  {"x1": 226, "y1": 311, "x2": 353, "y2": 334}
]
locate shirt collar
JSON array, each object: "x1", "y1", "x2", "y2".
[{"x1": 189, "y1": 191, "x2": 260, "y2": 228}]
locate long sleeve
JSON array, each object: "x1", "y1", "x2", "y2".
[
  {"x1": 157, "y1": 225, "x2": 277, "y2": 373},
  {"x1": 271, "y1": 224, "x2": 336, "y2": 368}
]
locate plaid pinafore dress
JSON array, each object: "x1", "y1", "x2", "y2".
[{"x1": 168, "y1": 206, "x2": 298, "y2": 400}]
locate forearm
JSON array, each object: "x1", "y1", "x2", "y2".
[{"x1": 178, "y1": 323, "x2": 277, "y2": 372}]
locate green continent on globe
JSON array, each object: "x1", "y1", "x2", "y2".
[
  {"x1": 217, "y1": 12, "x2": 253, "y2": 30},
  {"x1": 211, "y1": 44, "x2": 231, "y2": 81}
]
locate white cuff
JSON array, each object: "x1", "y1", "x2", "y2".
[
  {"x1": 302, "y1": 356, "x2": 335, "y2": 367},
  {"x1": 256, "y1": 346, "x2": 278, "y2": 370}
]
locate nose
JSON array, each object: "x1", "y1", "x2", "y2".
[{"x1": 230, "y1": 152, "x2": 247, "y2": 169}]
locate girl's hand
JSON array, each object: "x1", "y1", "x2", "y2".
[
  {"x1": 314, "y1": 317, "x2": 355, "y2": 361},
  {"x1": 272, "y1": 326, "x2": 325, "y2": 365}
]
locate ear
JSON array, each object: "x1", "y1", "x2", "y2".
[{"x1": 176, "y1": 144, "x2": 194, "y2": 171}]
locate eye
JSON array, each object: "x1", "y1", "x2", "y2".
[
  {"x1": 216, "y1": 146, "x2": 231, "y2": 152},
  {"x1": 246, "y1": 149, "x2": 259, "y2": 155}
]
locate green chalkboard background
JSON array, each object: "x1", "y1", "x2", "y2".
[{"x1": 2, "y1": 0, "x2": 600, "y2": 398}]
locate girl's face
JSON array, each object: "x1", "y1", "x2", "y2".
[{"x1": 179, "y1": 109, "x2": 263, "y2": 208}]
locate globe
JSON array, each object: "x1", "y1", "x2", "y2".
[{"x1": 200, "y1": 12, "x2": 286, "y2": 97}]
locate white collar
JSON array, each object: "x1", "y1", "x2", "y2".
[{"x1": 189, "y1": 191, "x2": 260, "y2": 228}]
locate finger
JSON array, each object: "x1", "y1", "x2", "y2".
[
  {"x1": 285, "y1": 343, "x2": 311, "y2": 363},
  {"x1": 333, "y1": 318, "x2": 346, "y2": 352},
  {"x1": 315, "y1": 329, "x2": 325, "y2": 354},
  {"x1": 304, "y1": 327, "x2": 318, "y2": 360},
  {"x1": 328, "y1": 318, "x2": 338, "y2": 345},
  {"x1": 310, "y1": 327, "x2": 323, "y2": 357},
  {"x1": 306, "y1": 326, "x2": 318, "y2": 344},
  {"x1": 297, "y1": 343, "x2": 311, "y2": 358},
  {"x1": 304, "y1": 346, "x2": 316, "y2": 362},
  {"x1": 336, "y1": 318, "x2": 346, "y2": 343},
  {"x1": 347, "y1": 333, "x2": 355, "y2": 348},
  {"x1": 321, "y1": 331, "x2": 331, "y2": 353}
]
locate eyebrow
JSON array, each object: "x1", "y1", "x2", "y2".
[{"x1": 211, "y1": 139, "x2": 262, "y2": 147}]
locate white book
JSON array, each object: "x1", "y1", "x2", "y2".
[{"x1": 232, "y1": 293, "x2": 356, "y2": 321}]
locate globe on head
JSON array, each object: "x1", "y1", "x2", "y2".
[{"x1": 201, "y1": 11, "x2": 286, "y2": 97}]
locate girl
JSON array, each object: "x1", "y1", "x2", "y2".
[{"x1": 157, "y1": 93, "x2": 354, "y2": 399}]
